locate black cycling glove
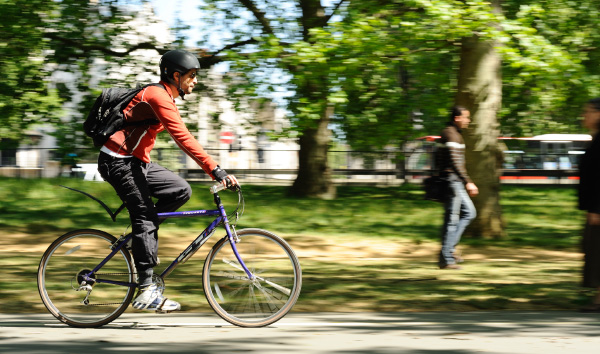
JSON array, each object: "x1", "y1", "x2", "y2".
[
  {"x1": 212, "y1": 166, "x2": 229, "y2": 182},
  {"x1": 212, "y1": 166, "x2": 239, "y2": 190}
]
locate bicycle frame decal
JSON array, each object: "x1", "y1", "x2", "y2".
[
  {"x1": 158, "y1": 209, "x2": 220, "y2": 218},
  {"x1": 160, "y1": 215, "x2": 222, "y2": 279}
]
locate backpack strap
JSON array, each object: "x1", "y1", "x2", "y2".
[{"x1": 122, "y1": 83, "x2": 167, "y2": 127}]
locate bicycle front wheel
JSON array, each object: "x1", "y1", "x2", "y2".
[
  {"x1": 37, "y1": 229, "x2": 136, "y2": 328},
  {"x1": 203, "y1": 228, "x2": 302, "y2": 327}
]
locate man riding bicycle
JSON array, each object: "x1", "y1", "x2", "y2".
[{"x1": 97, "y1": 49, "x2": 238, "y2": 312}]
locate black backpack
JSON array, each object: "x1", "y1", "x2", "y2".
[
  {"x1": 83, "y1": 83, "x2": 164, "y2": 147},
  {"x1": 423, "y1": 141, "x2": 451, "y2": 202}
]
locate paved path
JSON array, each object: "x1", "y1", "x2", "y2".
[{"x1": 1, "y1": 311, "x2": 600, "y2": 353}]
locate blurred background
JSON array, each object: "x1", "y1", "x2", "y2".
[
  {"x1": 2, "y1": 0, "x2": 600, "y2": 313},
  {"x1": 3, "y1": 0, "x2": 599, "y2": 236}
]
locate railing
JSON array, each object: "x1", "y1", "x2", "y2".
[
  {"x1": 0, "y1": 146, "x2": 582, "y2": 185},
  {"x1": 180, "y1": 168, "x2": 401, "y2": 185},
  {"x1": 0, "y1": 147, "x2": 404, "y2": 185}
]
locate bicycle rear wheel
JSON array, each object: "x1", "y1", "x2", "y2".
[
  {"x1": 38, "y1": 229, "x2": 136, "y2": 328},
  {"x1": 203, "y1": 228, "x2": 302, "y2": 327}
]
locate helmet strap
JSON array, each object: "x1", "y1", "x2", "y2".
[
  {"x1": 177, "y1": 81, "x2": 186, "y2": 100},
  {"x1": 168, "y1": 71, "x2": 186, "y2": 100}
]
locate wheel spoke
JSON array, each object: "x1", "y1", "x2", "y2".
[
  {"x1": 38, "y1": 230, "x2": 136, "y2": 328},
  {"x1": 222, "y1": 257, "x2": 247, "y2": 274},
  {"x1": 256, "y1": 275, "x2": 291, "y2": 296},
  {"x1": 253, "y1": 281, "x2": 284, "y2": 312},
  {"x1": 203, "y1": 229, "x2": 301, "y2": 327}
]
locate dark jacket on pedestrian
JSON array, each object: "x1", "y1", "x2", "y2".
[
  {"x1": 578, "y1": 134, "x2": 600, "y2": 214},
  {"x1": 436, "y1": 123, "x2": 473, "y2": 185}
]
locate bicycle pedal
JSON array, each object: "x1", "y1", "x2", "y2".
[{"x1": 155, "y1": 309, "x2": 171, "y2": 314}]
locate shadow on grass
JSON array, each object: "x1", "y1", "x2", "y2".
[
  {"x1": 7, "y1": 251, "x2": 586, "y2": 314},
  {"x1": 0, "y1": 178, "x2": 588, "y2": 314}
]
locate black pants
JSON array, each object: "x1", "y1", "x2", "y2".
[
  {"x1": 582, "y1": 222, "x2": 600, "y2": 288},
  {"x1": 98, "y1": 152, "x2": 191, "y2": 276}
]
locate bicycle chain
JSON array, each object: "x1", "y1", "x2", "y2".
[
  {"x1": 86, "y1": 302, "x2": 127, "y2": 307},
  {"x1": 81, "y1": 273, "x2": 136, "y2": 307}
]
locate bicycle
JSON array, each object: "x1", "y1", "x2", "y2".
[{"x1": 37, "y1": 184, "x2": 302, "y2": 328}]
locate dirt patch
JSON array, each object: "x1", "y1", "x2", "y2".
[
  {"x1": 287, "y1": 235, "x2": 581, "y2": 263},
  {"x1": 2, "y1": 231, "x2": 581, "y2": 265}
]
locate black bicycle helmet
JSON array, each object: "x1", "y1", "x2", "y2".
[{"x1": 159, "y1": 49, "x2": 201, "y2": 99}]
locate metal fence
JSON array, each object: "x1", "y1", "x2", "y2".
[
  {"x1": 0, "y1": 147, "x2": 404, "y2": 185},
  {"x1": 0, "y1": 146, "x2": 581, "y2": 185}
]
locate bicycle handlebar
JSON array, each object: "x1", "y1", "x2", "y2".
[
  {"x1": 210, "y1": 184, "x2": 227, "y2": 194},
  {"x1": 210, "y1": 182, "x2": 241, "y2": 194}
]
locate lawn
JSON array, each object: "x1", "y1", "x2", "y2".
[{"x1": 0, "y1": 177, "x2": 591, "y2": 314}]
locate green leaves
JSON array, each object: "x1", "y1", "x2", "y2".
[
  {"x1": 0, "y1": 0, "x2": 61, "y2": 146},
  {"x1": 0, "y1": 0, "x2": 168, "y2": 150},
  {"x1": 497, "y1": 0, "x2": 600, "y2": 135},
  {"x1": 208, "y1": 0, "x2": 600, "y2": 146},
  {"x1": 3, "y1": 0, "x2": 599, "y2": 152}
]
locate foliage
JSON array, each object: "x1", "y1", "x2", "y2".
[
  {"x1": 328, "y1": 0, "x2": 600, "y2": 141},
  {"x1": 196, "y1": 0, "x2": 600, "y2": 150},
  {"x1": 498, "y1": 0, "x2": 600, "y2": 136},
  {"x1": 196, "y1": 1, "x2": 343, "y2": 136},
  {"x1": 3, "y1": 0, "x2": 600, "y2": 190},
  {"x1": 43, "y1": 0, "x2": 174, "y2": 156},
  {"x1": 0, "y1": 0, "x2": 62, "y2": 148},
  {"x1": 2, "y1": 0, "x2": 600, "y2": 141},
  {"x1": 0, "y1": 0, "x2": 192, "y2": 155}
]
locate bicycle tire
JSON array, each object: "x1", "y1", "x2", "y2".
[
  {"x1": 37, "y1": 229, "x2": 136, "y2": 328},
  {"x1": 203, "y1": 228, "x2": 302, "y2": 327}
]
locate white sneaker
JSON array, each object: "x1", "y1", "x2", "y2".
[{"x1": 131, "y1": 284, "x2": 181, "y2": 312}]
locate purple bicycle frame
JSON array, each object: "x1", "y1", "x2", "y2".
[{"x1": 85, "y1": 201, "x2": 253, "y2": 288}]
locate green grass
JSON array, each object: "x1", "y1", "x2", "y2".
[{"x1": 0, "y1": 177, "x2": 591, "y2": 314}]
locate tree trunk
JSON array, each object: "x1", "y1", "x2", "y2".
[
  {"x1": 287, "y1": 0, "x2": 336, "y2": 199},
  {"x1": 289, "y1": 107, "x2": 336, "y2": 199},
  {"x1": 455, "y1": 31, "x2": 506, "y2": 238}
]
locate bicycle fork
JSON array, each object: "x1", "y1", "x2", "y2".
[{"x1": 215, "y1": 193, "x2": 254, "y2": 281}]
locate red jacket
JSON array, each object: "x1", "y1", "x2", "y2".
[{"x1": 103, "y1": 81, "x2": 218, "y2": 179}]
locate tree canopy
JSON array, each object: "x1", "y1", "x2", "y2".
[
  {"x1": 0, "y1": 0, "x2": 179, "y2": 153},
  {"x1": 0, "y1": 0, "x2": 62, "y2": 148},
  {"x1": 3, "y1": 0, "x2": 599, "y2": 148},
  {"x1": 195, "y1": 0, "x2": 600, "y2": 148},
  {"x1": 2, "y1": 0, "x2": 600, "y2": 201}
]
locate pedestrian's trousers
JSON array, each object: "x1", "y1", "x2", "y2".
[{"x1": 439, "y1": 174, "x2": 476, "y2": 266}]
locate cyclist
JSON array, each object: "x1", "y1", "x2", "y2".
[{"x1": 97, "y1": 49, "x2": 238, "y2": 312}]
